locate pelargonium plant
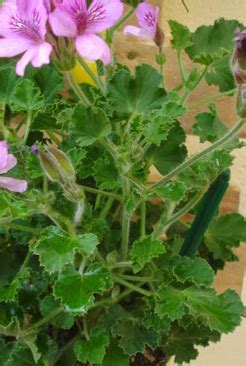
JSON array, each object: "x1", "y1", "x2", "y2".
[{"x1": 0, "y1": 0, "x2": 246, "y2": 365}]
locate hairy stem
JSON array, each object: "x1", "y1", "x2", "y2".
[
  {"x1": 23, "y1": 110, "x2": 33, "y2": 144},
  {"x1": 77, "y1": 56, "x2": 106, "y2": 94},
  {"x1": 65, "y1": 71, "x2": 91, "y2": 107},
  {"x1": 187, "y1": 88, "x2": 236, "y2": 110},
  {"x1": 0, "y1": 101, "x2": 7, "y2": 139},
  {"x1": 113, "y1": 275, "x2": 153, "y2": 297},
  {"x1": 140, "y1": 201, "x2": 146, "y2": 238},
  {"x1": 121, "y1": 177, "x2": 131, "y2": 260},
  {"x1": 80, "y1": 184, "x2": 121, "y2": 200},
  {"x1": 152, "y1": 119, "x2": 245, "y2": 190}
]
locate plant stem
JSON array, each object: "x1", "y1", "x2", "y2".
[
  {"x1": 65, "y1": 71, "x2": 91, "y2": 107},
  {"x1": 163, "y1": 189, "x2": 207, "y2": 233},
  {"x1": 0, "y1": 223, "x2": 41, "y2": 234},
  {"x1": 121, "y1": 177, "x2": 131, "y2": 260},
  {"x1": 26, "y1": 308, "x2": 63, "y2": 333},
  {"x1": 153, "y1": 202, "x2": 176, "y2": 240},
  {"x1": 99, "y1": 197, "x2": 114, "y2": 219},
  {"x1": 187, "y1": 88, "x2": 236, "y2": 110},
  {"x1": 113, "y1": 275, "x2": 153, "y2": 297},
  {"x1": 177, "y1": 50, "x2": 186, "y2": 82},
  {"x1": 0, "y1": 101, "x2": 7, "y2": 139},
  {"x1": 80, "y1": 184, "x2": 121, "y2": 200},
  {"x1": 111, "y1": 8, "x2": 134, "y2": 32},
  {"x1": 23, "y1": 110, "x2": 33, "y2": 144},
  {"x1": 120, "y1": 274, "x2": 154, "y2": 282},
  {"x1": 111, "y1": 261, "x2": 133, "y2": 269},
  {"x1": 152, "y1": 119, "x2": 245, "y2": 190},
  {"x1": 83, "y1": 317, "x2": 90, "y2": 341},
  {"x1": 140, "y1": 201, "x2": 146, "y2": 238},
  {"x1": 77, "y1": 56, "x2": 106, "y2": 94}
]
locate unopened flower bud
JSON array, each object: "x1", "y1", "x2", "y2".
[
  {"x1": 232, "y1": 29, "x2": 246, "y2": 85},
  {"x1": 47, "y1": 146, "x2": 75, "y2": 179},
  {"x1": 155, "y1": 25, "x2": 165, "y2": 49},
  {"x1": 38, "y1": 150, "x2": 60, "y2": 182},
  {"x1": 237, "y1": 84, "x2": 246, "y2": 118}
]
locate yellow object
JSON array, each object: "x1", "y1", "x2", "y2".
[
  {"x1": 72, "y1": 60, "x2": 97, "y2": 86},
  {"x1": 166, "y1": 356, "x2": 175, "y2": 366}
]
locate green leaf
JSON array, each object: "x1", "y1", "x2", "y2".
[
  {"x1": 193, "y1": 105, "x2": 228, "y2": 143},
  {"x1": 70, "y1": 104, "x2": 111, "y2": 146},
  {"x1": 112, "y1": 319, "x2": 158, "y2": 356},
  {"x1": 155, "y1": 287, "x2": 186, "y2": 321},
  {"x1": 102, "y1": 339, "x2": 129, "y2": 366},
  {"x1": 40, "y1": 295, "x2": 74, "y2": 329},
  {"x1": 74, "y1": 328, "x2": 109, "y2": 364},
  {"x1": 108, "y1": 64, "x2": 166, "y2": 116},
  {"x1": 130, "y1": 235, "x2": 166, "y2": 273},
  {"x1": 186, "y1": 18, "x2": 241, "y2": 65},
  {"x1": 34, "y1": 227, "x2": 99, "y2": 273},
  {"x1": 0, "y1": 191, "x2": 28, "y2": 221},
  {"x1": 205, "y1": 213, "x2": 246, "y2": 261},
  {"x1": 146, "y1": 122, "x2": 187, "y2": 175},
  {"x1": 156, "y1": 285, "x2": 244, "y2": 333},
  {"x1": 93, "y1": 157, "x2": 120, "y2": 190},
  {"x1": 54, "y1": 264, "x2": 112, "y2": 313},
  {"x1": 76, "y1": 233, "x2": 99, "y2": 255},
  {"x1": 167, "y1": 323, "x2": 220, "y2": 364},
  {"x1": 10, "y1": 79, "x2": 44, "y2": 112},
  {"x1": 32, "y1": 65, "x2": 64, "y2": 103},
  {"x1": 205, "y1": 55, "x2": 236, "y2": 92},
  {"x1": 169, "y1": 20, "x2": 193, "y2": 50},
  {"x1": 0, "y1": 65, "x2": 18, "y2": 103},
  {"x1": 173, "y1": 257, "x2": 215, "y2": 286},
  {"x1": 21, "y1": 334, "x2": 41, "y2": 364},
  {"x1": 0, "y1": 267, "x2": 30, "y2": 302},
  {"x1": 34, "y1": 227, "x2": 77, "y2": 274},
  {"x1": 143, "y1": 93, "x2": 187, "y2": 146},
  {"x1": 5, "y1": 343, "x2": 35, "y2": 366}
]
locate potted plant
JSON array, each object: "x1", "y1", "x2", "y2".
[{"x1": 0, "y1": 1, "x2": 245, "y2": 365}]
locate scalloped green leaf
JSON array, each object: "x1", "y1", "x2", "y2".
[
  {"x1": 130, "y1": 235, "x2": 166, "y2": 273},
  {"x1": 74, "y1": 328, "x2": 109, "y2": 364},
  {"x1": 34, "y1": 227, "x2": 99, "y2": 273},
  {"x1": 70, "y1": 104, "x2": 111, "y2": 146},
  {"x1": 108, "y1": 64, "x2": 166, "y2": 116}
]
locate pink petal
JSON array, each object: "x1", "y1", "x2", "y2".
[
  {"x1": 61, "y1": 0, "x2": 87, "y2": 9},
  {"x1": 49, "y1": 9, "x2": 77, "y2": 37},
  {"x1": 0, "y1": 0, "x2": 18, "y2": 38},
  {"x1": 0, "y1": 38, "x2": 31, "y2": 58},
  {"x1": 0, "y1": 177, "x2": 28, "y2": 193},
  {"x1": 76, "y1": 34, "x2": 111, "y2": 64},
  {"x1": 86, "y1": 0, "x2": 124, "y2": 33},
  {"x1": 16, "y1": 0, "x2": 48, "y2": 39},
  {"x1": 31, "y1": 42, "x2": 52, "y2": 67},
  {"x1": 124, "y1": 25, "x2": 153, "y2": 40},
  {"x1": 136, "y1": 1, "x2": 159, "y2": 39},
  {"x1": 0, "y1": 154, "x2": 17, "y2": 174},
  {"x1": 0, "y1": 141, "x2": 8, "y2": 173},
  {"x1": 16, "y1": 48, "x2": 37, "y2": 76}
]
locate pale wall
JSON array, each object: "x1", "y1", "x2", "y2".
[{"x1": 161, "y1": 0, "x2": 246, "y2": 33}]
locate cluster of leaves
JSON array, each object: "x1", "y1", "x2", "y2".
[{"x1": 0, "y1": 16, "x2": 246, "y2": 366}]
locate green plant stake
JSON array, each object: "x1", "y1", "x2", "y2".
[{"x1": 180, "y1": 169, "x2": 231, "y2": 257}]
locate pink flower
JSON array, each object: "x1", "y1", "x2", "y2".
[
  {"x1": 0, "y1": 0, "x2": 52, "y2": 76},
  {"x1": 0, "y1": 141, "x2": 27, "y2": 193},
  {"x1": 124, "y1": 0, "x2": 159, "y2": 40},
  {"x1": 49, "y1": 0, "x2": 124, "y2": 65}
]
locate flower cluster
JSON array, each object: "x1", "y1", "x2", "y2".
[
  {"x1": 0, "y1": 0, "x2": 162, "y2": 76},
  {"x1": 0, "y1": 0, "x2": 124, "y2": 75}
]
